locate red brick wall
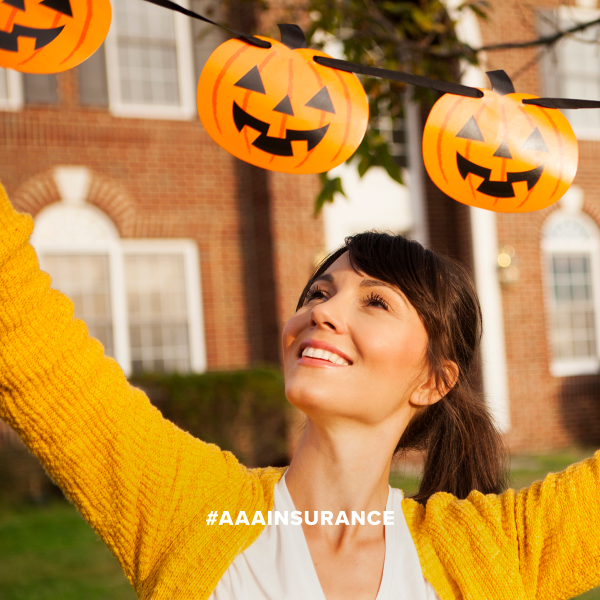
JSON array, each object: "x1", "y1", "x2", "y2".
[{"x1": 478, "y1": 0, "x2": 600, "y2": 450}]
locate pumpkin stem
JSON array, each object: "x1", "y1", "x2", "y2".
[
  {"x1": 487, "y1": 70, "x2": 515, "y2": 95},
  {"x1": 277, "y1": 24, "x2": 307, "y2": 50}
]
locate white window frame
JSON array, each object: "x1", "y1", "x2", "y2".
[
  {"x1": 121, "y1": 239, "x2": 206, "y2": 373},
  {"x1": 0, "y1": 68, "x2": 23, "y2": 111},
  {"x1": 104, "y1": 0, "x2": 196, "y2": 120},
  {"x1": 31, "y1": 205, "x2": 206, "y2": 376},
  {"x1": 540, "y1": 6, "x2": 600, "y2": 141},
  {"x1": 541, "y1": 209, "x2": 600, "y2": 377}
]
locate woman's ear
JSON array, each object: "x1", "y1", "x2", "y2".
[{"x1": 409, "y1": 361, "x2": 459, "y2": 407}]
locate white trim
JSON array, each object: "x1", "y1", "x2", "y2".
[
  {"x1": 550, "y1": 358, "x2": 600, "y2": 378},
  {"x1": 404, "y1": 91, "x2": 428, "y2": 245},
  {"x1": 121, "y1": 239, "x2": 207, "y2": 373},
  {"x1": 0, "y1": 68, "x2": 23, "y2": 111},
  {"x1": 109, "y1": 244, "x2": 132, "y2": 376},
  {"x1": 53, "y1": 166, "x2": 92, "y2": 206},
  {"x1": 104, "y1": 0, "x2": 196, "y2": 121},
  {"x1": 470, "y1": 208, "x2": 511, "y2": 432},
  {"x1": 571, "y1": 127, "x2": 600, "y2": 142}
]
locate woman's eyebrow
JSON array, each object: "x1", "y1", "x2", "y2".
[{"x1": 313, "y1": 273, "x2": 334, "y2": 285}]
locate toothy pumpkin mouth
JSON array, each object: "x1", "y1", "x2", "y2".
[
  {"x1": 0, "y1": 24, "x2": 64, "y2": 52},
  {"x1": 233, "y1": 101, "x2": 330, "y2": 157},
  {"x1": 457, "y1": 152, "x2": 544, "y2": 198}
]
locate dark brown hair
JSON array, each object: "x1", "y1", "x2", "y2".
[{"x1": 296, "y1": 232, "x2": 508, "y2": 505}]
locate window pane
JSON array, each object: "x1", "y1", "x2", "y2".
[
  {"x1": 23, "y1": 74, "x2": 58, "y2": 105},
  {"x1": 79, "y1": 43, "x2": 109, "y2": 107},
  {"x1": 115, "y1": 0, "x2": 180, "y2": 106},
  {"x1": 550, "y1": 254, "x2": 597, "y2": 360},
  {"x1": 39, "y1": 255, "x2": 114, "y2": 357},
  {"x1": 556, "y1": 22, "x2": 600, "y2": 129},
  {"x1": 125, "y1": 254, "x2": 190, "y2": 373},
  {"x1": 0, "y1": 68, "x2": 8, "y2": 101}
]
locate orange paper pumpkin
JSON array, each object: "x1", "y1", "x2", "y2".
[
  {"x1": 0, "y1": 0, "x2": 111, "y2": 74},
  {"x1": 422, "y1": 71, "x2": 578, "y2": 213},
  {"x1": 197, "y1": 25, "x2": 369, "y2": 174}
]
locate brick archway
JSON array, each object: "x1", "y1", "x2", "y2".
[{"x1": 11, "y1": 167, "x2": 137, "y2": 237}]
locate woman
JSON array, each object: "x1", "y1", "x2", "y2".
[{"x1": 1, "y1": 182, "x2": 599, "y2": 600}]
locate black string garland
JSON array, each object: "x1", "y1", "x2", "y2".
[{"x1": 141, "y1": 0, "x2": 600, "y2": 109}]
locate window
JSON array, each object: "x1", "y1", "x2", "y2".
[
  {"x1": 31, "y1": 201, "x2": 206, "y2": 376},
  {"x1": 538, "y1": 7, "x2": 600, "y2": 137},
  {"x1": 104, "y1": 0, "x2": 196, "y2": 119},
  {"x1": 0, "y1": 67, "x2": 23, "y2": 111},
  {"x1": 542, "y1": 208, "x2": 600, "y2": 377}
]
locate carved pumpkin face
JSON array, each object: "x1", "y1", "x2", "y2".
[
  {"x1": 422, "y1": 73, "x2": 578, "y2": 213},
  {"x1": 197, "y1": 27, "x2": 369, "y2": 174},
  {"x1": 0, "y1": 0, "x2": 111, "y2": 74}
]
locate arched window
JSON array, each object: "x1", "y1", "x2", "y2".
[
  {"x1": 542, "y1": 208, "x2": 600, "y2": 377},
  {"x1": 31, "y1": 191, "x2": 206, "y2": 377}
]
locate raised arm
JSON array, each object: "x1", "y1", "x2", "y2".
[
  {"x1": 404, "y1": 451, "x2": 600, "y2": 600},
  {"x1": 511, "y1": 451, "x2": 600, "y2": 598},
  {"x1": 0, "y1": 184, "x2": 266, "y2": 597}
]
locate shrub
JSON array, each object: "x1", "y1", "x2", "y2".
[{"x1": 130, "y1": 367, "x2": 291, "y2": 468}]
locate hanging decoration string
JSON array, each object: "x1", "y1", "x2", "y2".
[
  {"x1": 140, "y1": 0, "x2": 600, "y2": 107},
  {"x1": 313, "y1": 56, "x2": 483, "y2": 98},
  {"x1": 140, "y1": 0, "x2": 271, "y2": 49}
]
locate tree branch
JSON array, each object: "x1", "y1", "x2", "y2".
[{"x1": 475, "y1": 16, "x2": 600, "y2": 52}]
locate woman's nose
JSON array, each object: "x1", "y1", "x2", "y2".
[{"x1": 309, "y1": 297, "x2": 346, "y2": 332}]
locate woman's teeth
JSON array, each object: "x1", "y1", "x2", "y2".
[{"x1": 301, "y1": 347, "x2": 349, "y2": 366}]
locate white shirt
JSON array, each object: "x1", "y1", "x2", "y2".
[{"x1": 209, "y1": 475, "x2": 441, "y2": 600}]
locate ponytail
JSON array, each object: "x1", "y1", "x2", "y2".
[{"x1": 396, "y1": 381, "x2": 508, "y2": 504}]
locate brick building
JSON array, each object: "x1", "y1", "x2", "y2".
[
  {"x1": 436, "y1": 0, "x2": 600, "y2": 451},
  {"x1": 1, "y1": 0, "x2": 599, "y2": 454}
]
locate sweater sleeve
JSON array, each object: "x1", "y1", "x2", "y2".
[
  {"x1": 0, "y1": 184, "x2": 262, "y2": 596},
  {"x1": 404, "y1": 450, "x2": 600, "y2": 600}
]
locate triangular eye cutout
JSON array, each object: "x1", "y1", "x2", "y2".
[
  {"x1": 522, "y1": 127, "x2": 549, "y2": 152},
  {"x1": 305, "y1": 87, "x2": 335, "y2": 114},
  {"x1": 39, "y1": 0, "x2": 73, "y2": 17},
  {"x1": 234, "y1": 66, "x2": 266, "y2": 94},
  {"x1": 273, "y1": 95, "x2": 294, "y2": 116},
  {"x1": 456, "y1": 116, "x2": 484, "y2": 141},
  {"x1": 3, "y1": 0, "x2": 25, "y2": 11}
]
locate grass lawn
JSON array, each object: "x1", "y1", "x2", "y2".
[
  {"x1": 0, "y1": 501, "x2": 136, "y2": 600},
  {"x1": 0, "y1": 448, "x2": 598, "y2": 599}
]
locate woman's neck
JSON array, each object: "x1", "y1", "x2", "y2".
[{"x1": 284, "y1": 418, "x2": 397, "y2": 537}]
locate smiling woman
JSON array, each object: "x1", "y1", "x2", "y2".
[{"x1": 1, "y1": 185, "x2": 600, "y2": 600}]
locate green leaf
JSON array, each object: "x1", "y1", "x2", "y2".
[{"x1": 314, "y1": 172, "x2": 347, "y2": 216}]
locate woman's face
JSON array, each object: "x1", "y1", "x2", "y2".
[{"x1": 282, "y1": 253, "x2": 434, "y2": 426}]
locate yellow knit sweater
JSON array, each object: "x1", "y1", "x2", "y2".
[{"x1": 0, "y1": 183, "x2": 599, "y2": 600}]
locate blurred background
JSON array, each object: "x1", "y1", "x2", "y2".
[{"x1": 1, "y1": 0, "x2": 600, "y2": 597}]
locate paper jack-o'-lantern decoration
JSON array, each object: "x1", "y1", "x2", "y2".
[
  {"x1": 197, "y1": 24, "x2": 369, "y2": 175},
  {"x1": 0, "y1": 0, "x2": 111, "y2": 74},
  {"x1": 423, "y1": 70, "x2": 578, "y2": 213}
]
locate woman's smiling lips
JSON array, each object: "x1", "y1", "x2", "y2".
[{"x1": 297, "y1": 339, "x2": 352, "y2": 367}]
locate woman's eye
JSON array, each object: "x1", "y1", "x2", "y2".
[
  {"x1": 365, "y1": 292, "x2": 389, "y2": 310},
  {"x1": 304, "y1": 286, "x2": 326, "y2": 303}
]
